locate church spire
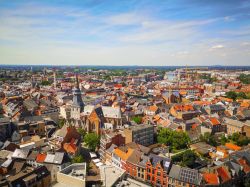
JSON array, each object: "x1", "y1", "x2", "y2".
[
  {"x1": 75, "y1": 73, "x2": 80, "y2": 89},
  {"x1": 72, "y1": 72, "x2": 84, "y2": 114}
]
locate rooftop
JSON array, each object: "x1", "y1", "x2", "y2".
[
  {"x1": 100, "y1": 165, "x2": 125, "y2": 187},
  {"x1": 59, "y1": 163, "x2": 86, "y2": 180}
]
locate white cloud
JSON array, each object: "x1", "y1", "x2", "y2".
[
  {"x1": 210, "y1": 45, "x2": 225, "y2": 50},
  {"x1": 0, "y1": 4, "x2": 249, "y2": 66},
  {"x1": 224, "y1": 16, "x2": 235, "y2": 22}
]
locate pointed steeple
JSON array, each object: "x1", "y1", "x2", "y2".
[
  {"x1": 53, "y1": 71, "x2": 56, "y2": 89},
  {"x1": 72, "y1": 73, "x2": 84, "y2": 112},
  {"x1": 75, "y1": 73, "x2": 80, "y2": 89}
]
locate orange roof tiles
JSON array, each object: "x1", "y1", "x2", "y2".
[
  {"x1": 158, "y1": 119, "x2": 170, "y2": 127},
  {"x1": 179, "y1": 90, "x2": 187, "y2": 95},
  {"x1": 241, "y1": 101, "x2": 250, "y2": 108},
  {"x1": 210, "y1": 117, "x2": 220, "y2": 126},
  {"x1": 36, "y1": 153, "x2": 46, "y2": 163},
  {"x1": 114, "y1": 147, "x2": 134, "y2": 161},
  {"x1": 193, "y1": 101, "x2": 211, "y2": 106},
  {"x1": 174, "y1": 104, "x2": 194, "y2": 112},
  {"x1": 114, "y1": 84, "x2": 123, "y2": 88},
  {"x1": 203, "y1": 173, "x2": 219, "y2": 185},
  {"x1": 148, "y1": 105, "x2": 158, "y2": 112},
  {"x1": 238, "y1": 158, "x2": 250, "y2": 173},
  {"x1": 225, "y1": 143, "x2": 241, "y2": 151},
  {"x1": 216, "y1": 167, "x2": 231, "y2": 183},
  {"x1": 153, "y1": 115, "x2": 161, "y2": 121},
  {"x1": 64, "y1": 142, "x2": 78, "y2": 154},
  {"x1": 192, "y1": 124, "x2": 199, "y2": 129}
]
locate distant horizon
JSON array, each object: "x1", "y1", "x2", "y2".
[
  {"x1": 1, "y1": 64, "x2": 250, "y2": 68},
  {"x1": 0, "y1": 0, "x2": 250, "y2": 66}
]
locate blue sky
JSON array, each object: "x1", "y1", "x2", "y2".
[{"x1": 0, "y1": 0, "x2": 250, "y2": 66}]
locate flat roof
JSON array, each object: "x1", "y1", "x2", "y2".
[
  {"x1": 100, "y1": 165, "x2": 125, "y2": 187},
  {"x1": 59, "y1": 163, "x2": 86, "y2": 180}
]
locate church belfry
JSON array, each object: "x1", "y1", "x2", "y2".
[{"x1": 71, "y1": 73, "x2": 84, "y2": 119}]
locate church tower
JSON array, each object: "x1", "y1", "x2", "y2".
[
  {"x1": 71, "y1": 73, "x2": 84, "y2": 119},
  {"x1": 53, "y1": 71, "x2": 56, "y2": 89}
]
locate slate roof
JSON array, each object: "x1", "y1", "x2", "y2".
[
  {"x1": 53, "y1": 152, "x2": 65, "y2": 164},
  {"x1": 1, "y1": 159, "x2": 12, "y2": 168},
  {"x1": 27, "y1": 151, "x2": 38, "y2": 161},
  {"x1": 169, "y1": 164, "x2": 202, "y2": 185},
  {"x1": 102, "y1": 106, "x2": 122, "y2": 118},
  {"x1": 149, "y1": 153, "x2": 171, "y2": 172},
  {"x1": 224, "y1": 160, "x2": 242, "y2": 176},
  {"x1": 44, "y1": 153, "x2": 55, "y2": 163},
  {"x1": 0, "y1": 117, "x2": 10, "y2": 125},
  {"x1": 138, "y1": 155, "x2": 149, "y2": 168},
  {"x1": 224, "y1": 117, "x2": 245, "y2": 128},
  {"x1": 106, "y1": 144, "x2": 117, "y2": 154},
  {"x1": 12, "y1": 149, "x2": 29, "y2": 159}
]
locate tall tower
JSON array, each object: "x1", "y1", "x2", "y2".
[
  {"x1": 53, "y1": 71, "x2": 56, "y2": 89},
  {"x1": 71, "y1": 73, "x2": 84, "y2": 119}
]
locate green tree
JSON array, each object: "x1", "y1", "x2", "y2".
[
  {"x1": 220, "y1": 135, "x2": 229, "y2": 145},
  {"x1": 225, "y1": 91, "x2": 238, "y2": 100},
  {"x1": 41, "y1": 80, "x2": 51, "y2": 86},
  {"x1": 230, "y1": 132, "x2": 240, "y2": 142},
  {"x1": 182, "y1": 150, "x2": 197, "y2": 167},
  {"x1": 157, "y1": 128, "x2": 174, "y2": 146},
  {"x1": 84, "y1": 133, "x2": 100, "y2": 151},
  {"x1": 78, "y1": 128, "x2": 87, "y2": 142},
  {"x1": 58, "y1": 118, "x2": 65, "y2": 128},
  {"x1": 131, "y1": 116, "x2": 142, "y2": 124},
  {"x1": 172, "y1": 131, "x2": 190, "y2": 150},
  {"x1": 157, "y1": 128, "x2": 190, "y2": 150},
  {"x1": 236, "y1": 92, "x2": 247, "y2": 99},
  {"x1": 172, "y1": 150, "x2": 198, "y2": 168},
  {"x1": 200, "y1": 132, "x2": 217, "y2": 146},
  {"x1": 71, "y1": 154, "x2": 84, "y2": 163},
  {"x1": 229, "y1": 132, "x2": 250, "y2": 146},
  {"x1": 239, "y1": 74, "x2": 250, "y2": 84}
]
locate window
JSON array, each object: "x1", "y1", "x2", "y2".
[
  {"x1": 147, "y1": 175, "x2": 151, "y2": 181},
  {"x1": 157, "y1": 171, "x2": 161, "y2": 176}
]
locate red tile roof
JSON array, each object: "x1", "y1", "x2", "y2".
[
  {"x1": 216, "y1": 166, "x2": 231, "y2": 183},
  {"x1": 225, "y1": 143, "x2": 241, "y2": 151},
  {"x1": 238, "y1": 158, "x2": 250, "y2": 174},
  {"x1": 210, "y1": 117, "x2": 220, "y2": 126},
  {"x1": 203, "y1": 173, "x2": 219, "y2": 185},
  {"x1": 63, "y1": 143, "x2": 78, "y2": 154},
  {"x1": 36, "y1": 153, "x2": 46, "y2": 163}
]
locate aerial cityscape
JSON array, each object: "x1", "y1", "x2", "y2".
[{"x1": 0, "y1": 1, "x2": 250, "y2": 187}]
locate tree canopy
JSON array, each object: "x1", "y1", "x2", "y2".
[
  {"x1": 131, "y1": 116, "x2": 142, "y2": 124},
  {"x1": 58, "y1": 118, "x2": 65, "y2": 129},
  {"x1": 84, "y1": 133, "x2": 100, "y2": 151},
  {"x1": 157, "y1": 128, "x2": 190, "y2": 150},
  {"x1": 172, "y1": 150, "x2": 198, "y2": 168},
  {"x1": 71, "y1": 154, "x2": 84, "y2": 163},
  {"x1": 41, "y1": 80, "x2": 52, "y2": 86},
  {"x1": 200, "y1": 132, "x2": 218, "y2": 147},
  {"x1": 77, "y1": 128, "x2": 87, "y2": 142},
  {"x1": 239, "y1": 74, "x2": 250, "y2": 84},
  {"x1": 225, "y1": 91, "x2": 249, "y2": 100}
]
